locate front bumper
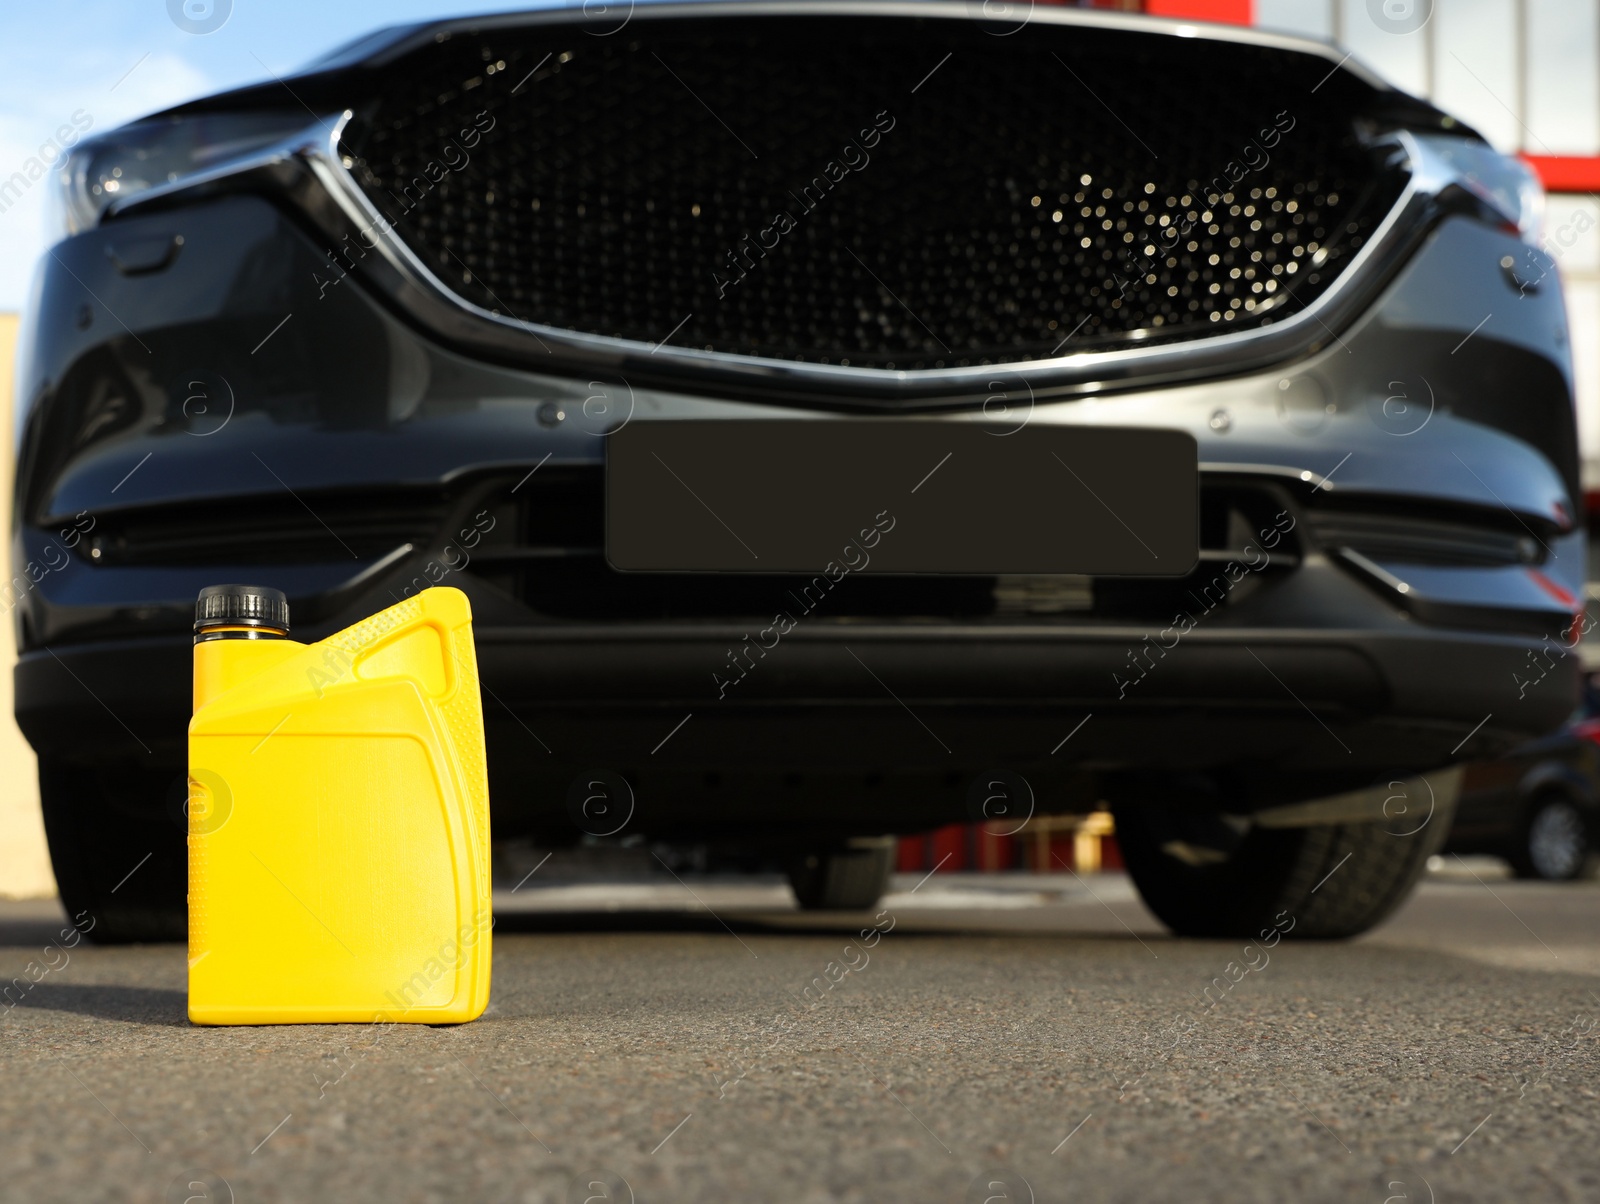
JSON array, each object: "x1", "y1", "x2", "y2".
[{"x1": 14, "y1": 568, "x2": 1582, "y2": 836}]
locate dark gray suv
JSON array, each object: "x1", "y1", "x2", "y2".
[{"x1": 14, "y1": 3, "x2": 1583, "y2": 940}]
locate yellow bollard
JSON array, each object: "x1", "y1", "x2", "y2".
[{"x1": 1074, "y1": 811, "x2": 1116, "y2": 874}]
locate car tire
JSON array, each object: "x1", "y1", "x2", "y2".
[
  {"x1": 38, "y1": 759, "x2": 188, "y2": 944},
  {"x1": 787, "y1": 839, "x2": 896, "y2": 911},
  {"x1": 1510, "y1": 793, "x2": 1598, "y2": 881},
  {"x1": 1113, "y1": 793, "x2": 1453, "y2": 939}
]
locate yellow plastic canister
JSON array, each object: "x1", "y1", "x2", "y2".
[{"x1": 186, "y1": 584, "x2": 491, "y2": 1025}]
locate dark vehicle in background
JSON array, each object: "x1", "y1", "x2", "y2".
[
  {"x1": 13, "y1": 4, "x2": 1586, "y2": 941},
  {"x1": 1448, "y1": 684, "x2": 1600, "y2": 881}
]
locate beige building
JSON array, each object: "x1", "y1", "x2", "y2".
[{"x1": 0, "y1": 313, "x2": 56, "y2": 898}]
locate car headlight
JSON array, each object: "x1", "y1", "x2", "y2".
[
  {"x1": 46, "y1": 111, "x2": 322, "y2": 244},
  {"x1": 1415, "y1": 135, "x2": 1546, "y2": 245}
]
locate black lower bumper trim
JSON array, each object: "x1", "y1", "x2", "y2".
[{"x1": 14, "y1": 622, "x2": 1576, "y2": 771}]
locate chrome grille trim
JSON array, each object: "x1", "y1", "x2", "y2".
[{"x1": 107, "y1": 3, "x2": 1485, "y2": 402}]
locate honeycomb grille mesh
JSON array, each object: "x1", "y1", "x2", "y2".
[{"x1": 339, "y1": 15, "x2": 1405, "y2": 369}]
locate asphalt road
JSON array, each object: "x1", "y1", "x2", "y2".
[{"x1": 2, "y1": 867, "x2": 1598, "y2": 1204}]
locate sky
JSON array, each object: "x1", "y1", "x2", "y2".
[{"x1": 0, "y1": 0, "x2": 588, "y2": 310}]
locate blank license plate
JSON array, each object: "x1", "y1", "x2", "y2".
[{"x1": 606, "y1": 420, "x2": 1197, "y2": 575}]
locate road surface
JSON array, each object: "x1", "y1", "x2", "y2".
[{"x1": 1, "y1": 867, "x2": 1597, "y2": 1203}]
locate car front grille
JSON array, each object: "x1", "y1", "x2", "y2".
[{"x1": 337, "y1": 12, "x2": 1406, "y2": 369}]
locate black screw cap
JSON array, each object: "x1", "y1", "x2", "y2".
[{"x1": 194, "y1": 584, "x2": 290, "y2": 633}]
